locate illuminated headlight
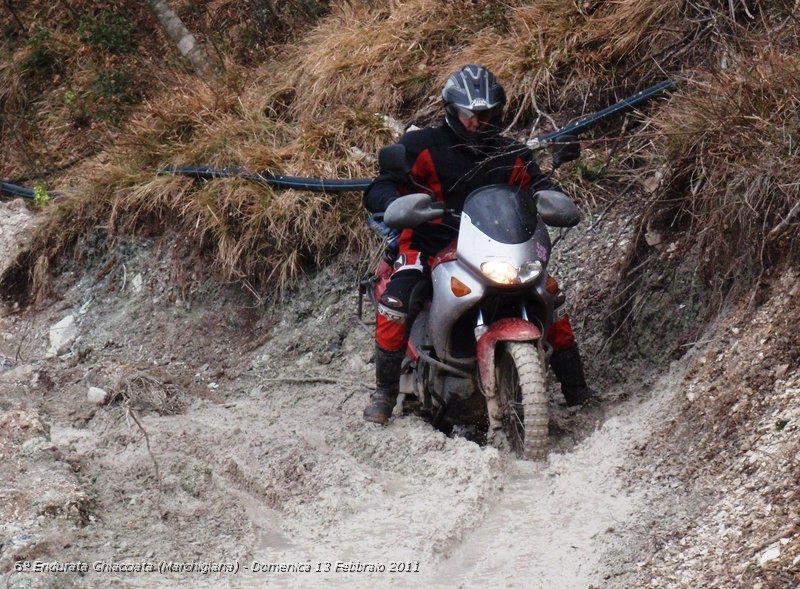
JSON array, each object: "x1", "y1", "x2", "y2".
[
  {"x1": 481, "y1": 261, "x2": 519, "y2": 285},
  {"x1": 480, "y1": 260, "x2": 543, "y2": 285}
]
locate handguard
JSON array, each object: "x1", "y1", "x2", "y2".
[
  {"x1": 535, "y1": 190, "x2": 581, "y2": 227},
  {"x1": 383, "y1": 193, "x2": 445, "y2": 228}
]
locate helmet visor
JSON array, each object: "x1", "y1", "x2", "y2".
[{"x1": 453, "y1": 104, "x2": 502, "y2": 124}]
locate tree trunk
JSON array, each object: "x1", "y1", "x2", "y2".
[{"x1": 146, "y1": 0, "x2": 219, "y2": 78}]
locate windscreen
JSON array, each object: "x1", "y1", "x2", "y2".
[{"x1": 462, "y1": 184, "x2": 538, "y2": 244}]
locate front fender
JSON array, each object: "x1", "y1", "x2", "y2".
[{"x1": 476, "y1": 318, "x2": 541, "y2": 396}]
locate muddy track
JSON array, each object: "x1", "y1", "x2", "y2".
[{"x1": 0, "y1": 224, "x2": 651, "y2": 589}]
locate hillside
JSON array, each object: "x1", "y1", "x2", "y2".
[{"x1": 2, "y1": 1, "x2": 799, "y2": 588}]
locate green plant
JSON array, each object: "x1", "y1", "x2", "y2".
[
  {"x1": 23, "y1": 28, "x2": 62, "y2": 77},
  {"x1": 473, "y1": 1, "x2": 511, "y2": 32},
  {"x1": 89, "y1": 70, "x2": 142, "y2": 123},
  {"x1": 33, "y1": 184, "x2": 51, "y2": 208},
  {"x1": 79, "y1": 11, "x2": 136, "y2": 54},
  {"x1": 574, "y1": 158, "x2": 608, "y2": 182}
]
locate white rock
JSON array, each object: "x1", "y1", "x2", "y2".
[
  {"x1": 793, "y1": 554, "x2": 800, "y2": 567},
  {"x1": 774, "y1": 364, "x2": 789, "y2": 379},
  {"x1": 48, "y1": 314, "x2": 77, "y2": 357},
  {"x1": 758, "y1": 544, "x2": 780, "y2": 567},
  {"x1": 379, "y1": 114, "x2": 406, "y2": 136},
  {"x1": 87, "y1": 386, "x2": 108, "y2": 404},
  {"x1": 132, "y1": 273, "x2": 144, "y2": 293},
  {"x1": 348, "y1": 146, "x2": 375, "y2": 164}
]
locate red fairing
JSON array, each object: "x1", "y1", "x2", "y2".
[
  {"x1": 508, "y1": 155, "x2": 533, "y2": 189},
  {"x1": 476, "y1": 318, "x2": 541, "y2": 396},
  {"x1": 431, "y1": 241, "x2": 458, "y2": 270}
]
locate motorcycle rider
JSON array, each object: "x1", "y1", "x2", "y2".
[{"x1": 363, "y1": 64, "x2": 595, "y2": 425}]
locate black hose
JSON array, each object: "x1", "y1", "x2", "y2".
[
  {"x1": 532, "y1": 79, "x2": 678, "y2": 146},
  {"x1": 0, "y1": 182, "x2": 35, "y2": 200},
  {"x1": 3, "y1": 79, "x2": 680, "y2": 200},
  {"x1": 161, "y1": 165, "x2": 371, "y2": 193},
  {"x1": 166, "y1": 78, "x2": 679, "y2": 192}
]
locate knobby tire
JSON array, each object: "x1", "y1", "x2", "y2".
[{"x1": 495, "y1": 341, "x2": 548, "y2": 460}]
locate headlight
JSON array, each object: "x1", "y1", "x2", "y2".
[
  {"x1": 480, "y1": 261, "x2": 519, "y2": 284},
  {"x1": 480, "y1": 260, "x2": 543, "y2": 285}
]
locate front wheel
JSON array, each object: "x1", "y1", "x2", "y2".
[{"x1": 493, "y1": 341, "x2": 548, "y2": 460}]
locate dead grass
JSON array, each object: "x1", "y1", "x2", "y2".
[
  {"x1": 642, "y1": 43, "x2": 800, "y2": 295},
  {"x1": 280, "y1": 0, "x2": 760, "y2": 132},
  {"x1": 3, "y1": 0, "x2": 799, "y2": 306},
  {"x1": 109, "y1": 372, "x2": 186, "y2": 415}
]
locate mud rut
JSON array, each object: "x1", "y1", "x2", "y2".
[{"x1": 46, "y1": 312, "x2": 678, "y2": 589}]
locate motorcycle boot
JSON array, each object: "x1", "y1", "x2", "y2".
[
  {"x1": 550, "y1": 345, "x2": 596, "y2": 406},
  {"x1": 363, "y1": 348, "x2": 406, "y2": 425}
]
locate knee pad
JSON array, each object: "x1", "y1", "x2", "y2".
[{"x1": 380, "y1": 270, "x2": 427, "y2": 319}]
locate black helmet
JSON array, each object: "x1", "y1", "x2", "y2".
[{"x1": 442, "y1": 64, "x2": 506, "y2": 140}]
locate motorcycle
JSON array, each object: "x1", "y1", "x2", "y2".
[{"x1": 359, "y1": 145, "x2": 581, "y2": 460}]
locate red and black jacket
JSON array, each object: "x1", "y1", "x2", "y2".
[{"x1": 364, "y1": 121, "x2": 554, "y2": 257}]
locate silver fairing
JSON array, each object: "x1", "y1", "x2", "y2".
[
  {"x1": 459, "y1": 210, "x2": 552, "y2": 272},
  {"x1": 426, "y1": 212, "x2": 553, "y2": 364}
]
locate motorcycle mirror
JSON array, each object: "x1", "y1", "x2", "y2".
[
  {"x1": 384, "y1": 193, "x2": 442, "y2": 228},
  {"x1": 378, "y1": 144, "x2": 410, "y2": 176},
  {"x1": 535, "y1": 190, "x2": 581, "y2": 227}
]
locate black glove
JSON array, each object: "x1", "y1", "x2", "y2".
[{"x1": 550, "y1": 134, "x2": 581, "y2": 169}]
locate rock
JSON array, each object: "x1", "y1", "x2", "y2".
[
  {"x1": 48, "y1": 314, "x2": 77, "y2": 357},
  {"x1": 379, "y1": 114, "x2": 406, "y2": 137},
  {"x1": 87, "y1": 387, "x2": 108, "y2": 404},
  {"x1": 0, "y1": 198, "x2": 37, "y2": 276},
  {"x1": 20, "y1": 436, "x2": 56, "y2": 457},
  {"x1": 645, "y1": 229, "x2": 662, "y2": 247},
  {"x1": 0, "y1": 363, "x2": 35, "y2": 384},
  {"x1": 132, "y1": 273, "x2": 144, "y2": 293},
  {"x1": 348, "y1": 146, "x2": 375, "y2": 164},
  {"x1": 757, "y1": 544, "x2": 780, "y2": 567}
]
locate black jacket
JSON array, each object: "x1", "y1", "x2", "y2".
[{"x1": 364, "y1": 120, "x2": 554, "y2": 256}]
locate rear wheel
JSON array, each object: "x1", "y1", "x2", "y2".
[{"x1": 494, "y1": 342, "x2": 548, "y2": 460}]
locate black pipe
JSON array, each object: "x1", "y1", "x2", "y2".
[
  {"x1": 166, "y1": 78, "x2": 679, "y2": 193},
  {"x1": 160, "y1": 165, "x2": 372, "y2": 191},
  {"x1": 0, "y1": 182, "x2": 35, "y2": 200},
  {"x1": 3, "y1": 78, "x2": 680, "y2": 200},
  {"x1": 530, "y1": 79, "x2": 678, "y2": 147}
]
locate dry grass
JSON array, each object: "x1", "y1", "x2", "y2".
[
  {"x1": 643, "y1": 43, "x2": 800, "y2": 293},
  {"x1": 108, "y1": 371, "x2": 186, "y2": 415},
  {"x1": 280, "y1": 0, "x2": 756, "y2": 132},
  {"x1": 3, "y1": 0, "x2": 799, "y2": 305},
  {"x1": 281, "y1": 0, "x2": 485, "y2": 122},
  {"x1": 1, "y1": 62, "x2": 381, "y2": 300}
]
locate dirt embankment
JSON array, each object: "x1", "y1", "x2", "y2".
[{"x1": 1, "y1": 196, "x2": 798, "y2": 589}]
